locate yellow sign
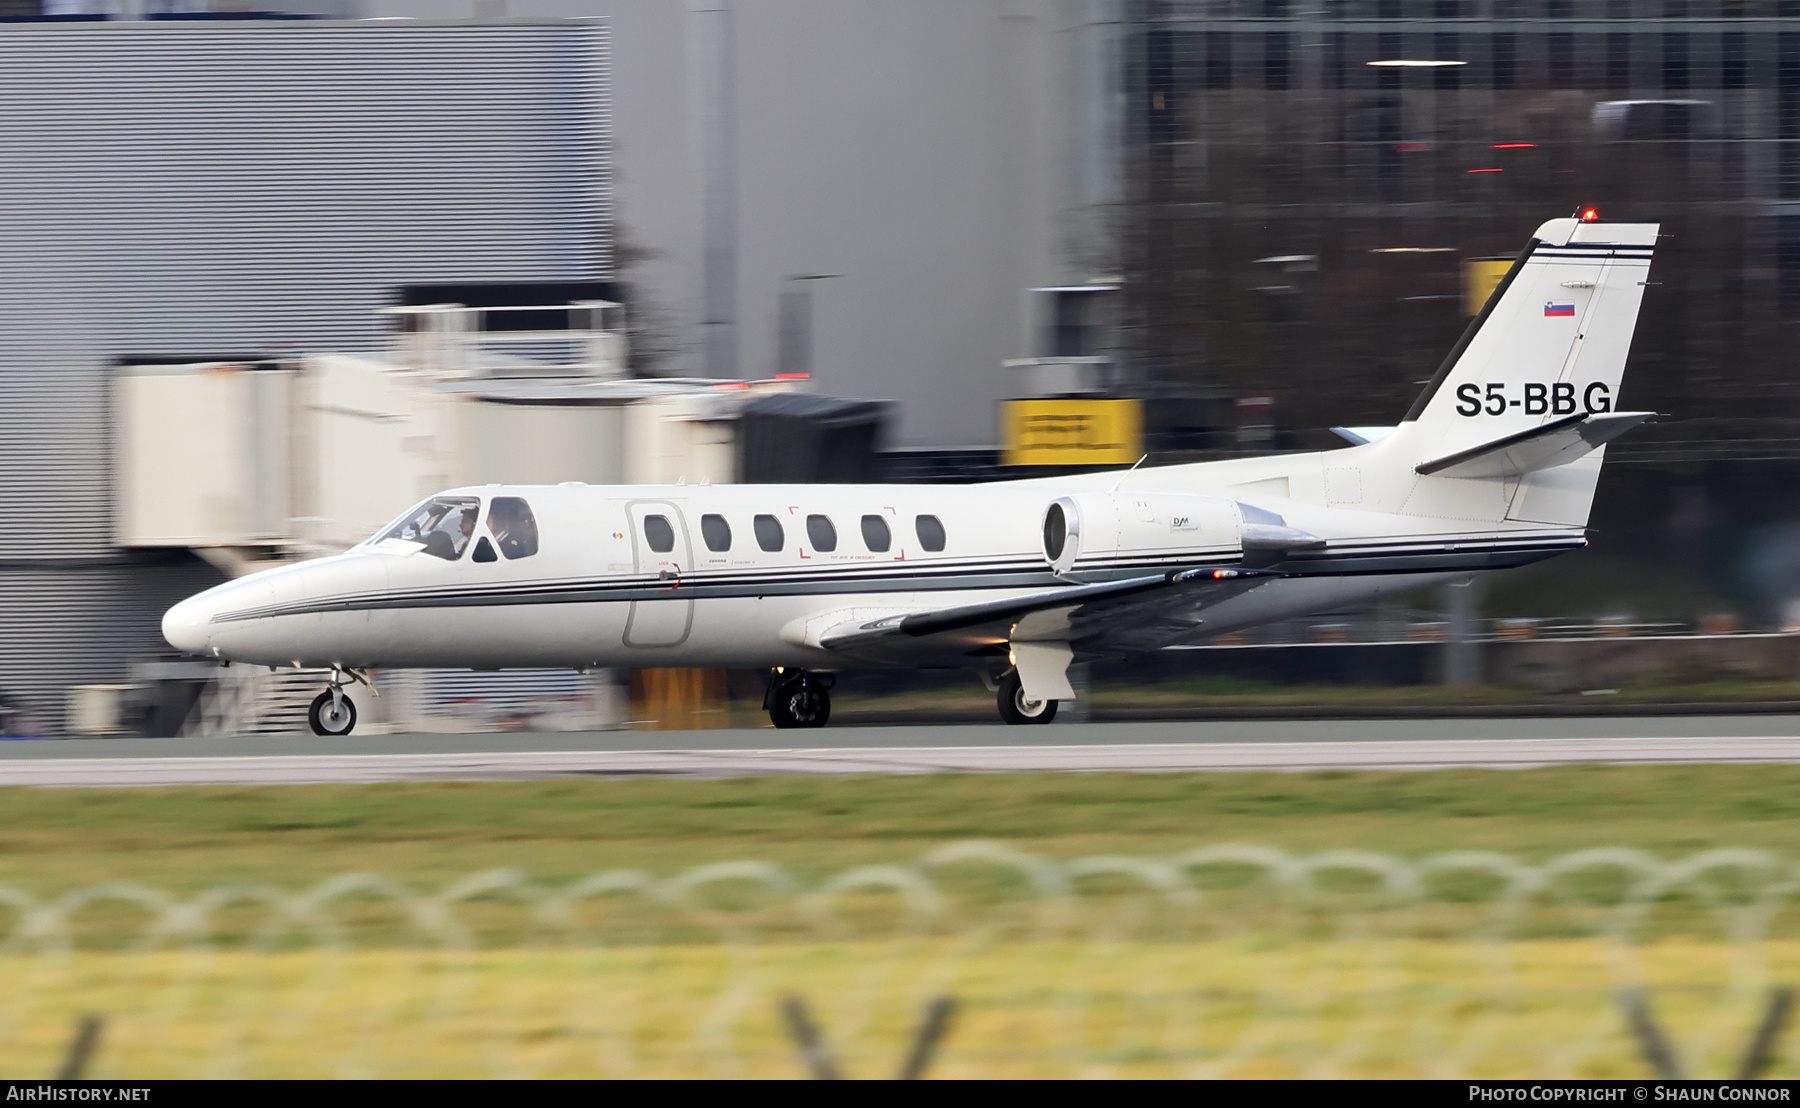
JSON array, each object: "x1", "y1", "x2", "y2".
[
  {"x1": 1464, "y1": 257, "x2": 1513, "y2": 317},
  {"x1": 1001, "y1": 399, "x2": 1144, "y2": 466}
]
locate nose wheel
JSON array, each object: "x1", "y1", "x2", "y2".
[
  {"x1": 766, "y1": 670, "x2": 832, "y2": 729},
  {"x1": 307, "y1": 688, "x2": 357, "y2": 736},
  {"x1": 308, "y1": 667, "x2": 372, "y2": 736}
]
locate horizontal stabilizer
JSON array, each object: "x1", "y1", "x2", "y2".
[
  {"x1": 1415, "y1": 411, "x2": 1654, "y2": 479},
  {"x1": 1331, "y1": 426, "x2": 1397, "y2": 446}
]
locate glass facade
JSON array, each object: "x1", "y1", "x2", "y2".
[
  {"x1": 1124, "y1": 0, "x2": 1798, "y2": 428},
  {"x1": 1120, "y1": 0, "x2": 1800, "y2": 620}
]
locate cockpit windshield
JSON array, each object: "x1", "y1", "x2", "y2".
[{"x1": 376, "y1": 496, "x2": 480, "y2": 560}]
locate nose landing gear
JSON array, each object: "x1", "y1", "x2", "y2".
[
  {"x1": 766, "y1": 669, "x2": 833, "y2": 730},
  {"x1": 307, "y1": 688, "x2": 356, "y2": 736},
  {"x1": 308, "y1": 667, "x2": 374, "y2": 737}
]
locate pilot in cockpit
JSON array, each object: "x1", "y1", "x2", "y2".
[
  {"x1": 377, "y1": 495, "x2": 481, "y2": 561},
  {"x1": 487, "y1": 497, "x2": 539, "y2": 560},
  {"x1": 422, "y1": 508, "x2": 477, "y2": 561},
  {"x1": 491, "y1": 509, "x2": 522, "y2": 559}
]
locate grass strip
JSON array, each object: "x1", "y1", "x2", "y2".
[{"x1": 4, "y1": 764, "x2": 1800, "y2": 893}]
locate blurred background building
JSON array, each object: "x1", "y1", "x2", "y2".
[
  {"x1": 1114, "y1": 0, "x2": 1800, "y2": 633},
  {"x1": 264, "y1": 0, "x2": 1800, "y2": 634},
  {"x1": 7, "y1": 0, "x2": 1800, "y2": 733},
  {"x1": 352, "y1": 0, "x2": 1082, "y2": 450},
  {"x1": 0, "y1": 14, "x2": 613, "y2": 734}
]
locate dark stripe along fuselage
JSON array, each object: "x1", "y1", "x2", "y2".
[{"x1": 211, "y1": 532, "x2": 1582, "y2": 624}]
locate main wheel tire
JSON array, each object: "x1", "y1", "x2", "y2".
[
  {"x1": 769, "y1": 678, "x2": 831, "y2": 729},
  {"x1": 997, "y1": 673, "x2": 1058, "y2": 726},
  {"x1": 308, "y1": 690, "x2": 357, "y2": 736}
]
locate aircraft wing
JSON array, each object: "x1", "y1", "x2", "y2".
[{"x1": 804, "y1": 566, "x2": 1275, "y2": 664}]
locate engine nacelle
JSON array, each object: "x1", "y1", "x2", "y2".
[{"x1": 1041, "y1": 492, "x2": 1243, "y2": 575}]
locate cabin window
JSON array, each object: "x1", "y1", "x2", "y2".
[
  {"x1": 754, "y1": 514, "x2": 785, "y2": 552},
  {"x1": 861, "y1": 514, "x2": 891, "y2": 552},
  {"x1": 915, "y1": 514, "x2": 947, "y2": 552},
  {"x1": 472, "y1": 537, "x2": 497, "y2": 563},
  {"x1": 379, "y1": 495, "x2": 480, "y2": 561},
  {"x1": 806, "y1": 514, "x2": 838, "y2": 552},
  {"x1": 701, "y1": 514, "x2": 732, "y2": 552},
  {"x1": 643, "y1": 514, "x2": 676, "y2": 554},
  {"x1": 488, "y1": 497, "x2": 540, "y2": 560}
]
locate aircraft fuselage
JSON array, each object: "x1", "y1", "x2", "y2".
[{"x1": 163, "y1": 470, "x2": 1579, "y2": 673}]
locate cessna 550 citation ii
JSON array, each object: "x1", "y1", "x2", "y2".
[{"x1": 163, "y1": 212, "x2": 1658, "y2": 735}]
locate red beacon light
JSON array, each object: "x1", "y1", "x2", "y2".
[{"x1": 1579, "y1": 206, "x2": 1601, "y2": 223}]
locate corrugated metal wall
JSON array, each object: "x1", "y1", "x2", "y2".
[{"x1": 0, "y1": 19, "x2": 610, "y2": 733}]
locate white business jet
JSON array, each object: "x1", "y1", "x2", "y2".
[{"x1": 163, "y1": 212, "x2": 1658, "y2": 735}]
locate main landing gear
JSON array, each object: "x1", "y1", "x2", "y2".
[
  {"x1": 766, "y1": 669, "x2": 833, "y2": 729},
  {"x1": 308, "y1": 667, "x2": 373, "y2": 737},
  {"x1": 996, "y1": 670, "x2": 1058, "y2": 726}
]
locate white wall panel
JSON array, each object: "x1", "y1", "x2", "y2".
[
  {"x1": 0, "y1": 19, "x2": 608, "y2": 556},
  {"x1": 0, "y1": 19, "x2": 610, "y2": 731}
]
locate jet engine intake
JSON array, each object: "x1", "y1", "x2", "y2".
[
  {"x1": 1043, "y1": 497, "x2": 1081, "y2": 574},
  {"x1": 1040, "y1": 492, "x2": 1243, "y2": 575}
]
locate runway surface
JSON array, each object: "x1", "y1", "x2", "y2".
[{"x1": 4, "y1": 715, "x2": 1800, "y2": 785}]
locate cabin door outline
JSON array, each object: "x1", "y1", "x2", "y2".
[{"x1": 623, "y1": 500, "x2": 695, "y2": 648}]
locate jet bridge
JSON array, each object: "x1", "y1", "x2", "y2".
[{"x1": 112, "y1": 299, "x2": 806, "y2": 574}]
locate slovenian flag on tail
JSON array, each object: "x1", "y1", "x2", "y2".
[{"x1": 1544, "y1": 301, "x2": 1576, "y2": 317}]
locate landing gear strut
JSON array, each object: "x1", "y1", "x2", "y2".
[
  {"x1": 997, "y1": 670, "x2": 1058, "y2": 726},
  {"x1": 766, "y1": 669, "x2": 833, "y2": 730},
  {"x1": 308, "y1": 667, "x2": 371, "y2": 737}
]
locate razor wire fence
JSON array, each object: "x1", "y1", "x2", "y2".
[{"x1": 8, "y1": 844, "x2": 1800, "y2": 1078}]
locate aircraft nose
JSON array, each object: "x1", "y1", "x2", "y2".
[{"x1": 161, "y1": 595, "x2": 214, "y2": 656}]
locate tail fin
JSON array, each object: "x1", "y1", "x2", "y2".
[{"x1": 1388, "y1": 215, "x2": 1658, "y2": 526}]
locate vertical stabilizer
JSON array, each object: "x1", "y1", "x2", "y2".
[{"x1": 1388, "y1": 216, "x2": 1657, "y2": 525}]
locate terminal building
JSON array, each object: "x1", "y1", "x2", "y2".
[
  {"x1": 0, "y1": 17, "x2": 615, "y2": 734},
  {"x1": 5, "y1": 1, "x2": 1799, "y2": 734},
  {"x1": 1118, "y1": 0, "x2": 1800, "y2": 432},
  {"x1": 1113, "y1": 0, "x2": 1800, "y2": 623}
]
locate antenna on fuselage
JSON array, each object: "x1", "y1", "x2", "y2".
[{"x1": 1109, "y1": 455, "x2": 1148, "y2": 493}]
